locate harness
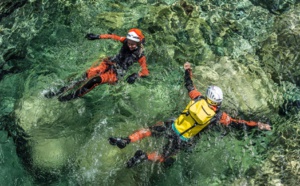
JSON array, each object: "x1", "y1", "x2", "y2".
[{"x1": 108, "y1": 40, "x2": 144, "y2": 79}]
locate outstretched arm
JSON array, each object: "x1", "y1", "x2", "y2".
[
  {"x1": 99, "y1": 34, "x2": 126, "y2": 42},
  {"x1": 86, "y1": 33, "x2": 126, "y2": 42},
  {"x1": 137, "y1": 56, "x2": 149, "y2": 77},
  {"x1": 183, "y1": 62, "x2": 202, "y2": 100},
  {"x1": 219, "y1": 112, "x2": 271, "y2": 130}
]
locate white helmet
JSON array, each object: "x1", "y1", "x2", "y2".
[
  {"x1": 127, "y1": 31, "x2": 140, "y2": 42},
  {"x1": 206, "y1": 86, "x2": 223, "y2": 105}
]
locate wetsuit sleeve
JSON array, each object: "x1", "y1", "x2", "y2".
[
  {"x1": 99, "y1": 34, "x2": 126, "y2": 43},
  {"x1": 184, "y1": 69, "x2": 202, "y2": 100},
  {"x1": 219, "y1": 112, "x2": 259, "y2": 127},
  {"x1": 137, "y1": 56, "x2": 149, "y2": 77}
]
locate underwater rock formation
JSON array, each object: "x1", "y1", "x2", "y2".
[{"x1": 258, "y1": 5, "x2": 300, "y2": 86}]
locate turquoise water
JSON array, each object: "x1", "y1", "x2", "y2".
[{"x1": 1, "y1": 0, "x2": 300, "y2": 185}]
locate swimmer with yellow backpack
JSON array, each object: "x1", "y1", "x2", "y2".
[{"x1": 109, "y1": 62, "x2": 271, "y2": 168}]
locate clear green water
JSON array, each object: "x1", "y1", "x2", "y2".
[{"x1": 1, "y1": 0, "x2": 300, "y2": 185}]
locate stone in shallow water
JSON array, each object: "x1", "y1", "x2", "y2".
[
  {"x1": 14, "y1": 96, "x2": 90, "y2": 171},
  {"x1": 193, "y1": 57, "x2": 282, "y2": 113},
  {"x1": 31, "y1": 138, "x2": 70, "y2": 170}
]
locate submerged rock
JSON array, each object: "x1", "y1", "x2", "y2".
[
  {"x1": 0, "y1": 0, "x2": 27, "y2": 21},
  {"x1": 258, "y1": 5, "x2": 300, "y2": 86},
  {"x1": 192, "y1": 57, "x2": 282, "y2": 113},
  {"x1": 14, "y1": 96, "x2": 91, "y2": 175}
]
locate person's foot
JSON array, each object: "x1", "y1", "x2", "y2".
[
  {"x1": 126, "y1": 150, "x2": 147, "y2": 168},
  {"x1": 58, "y1": 94, "x2": 77, "y2": 102},
  {"x1": 44, "y1": 91, "x2": 57, "y2": 98},
  {"x1": 44, "y1": 86, "x2": 68, "y2": 98},
  {"x1": 108, "y1": 137, "x2": 130, "y2": 149}
]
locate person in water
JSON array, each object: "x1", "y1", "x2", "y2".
[
  {"x1": 45, "y1": 28, "x2": 149, "y2": 101},
  {"x1": 108, "y1": 62, "x2": 271, "y2": 168}
]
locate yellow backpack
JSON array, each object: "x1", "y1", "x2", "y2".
[{"x1": 174, "y1": 97, "x2": 217, "y2": 138}]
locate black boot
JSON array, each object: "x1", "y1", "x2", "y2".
[
  {"x1": 58, "y1": 93, "x2": 78, "y2": 102},
  {"x1": 46, "y1": 75, "x2": 88, "y2": 99},
  {"x1": 126, "y1": 150, "x2": 147, "y2": 168},
  {"x1": 108, "y1": 137, "x2": 130, "y2": 149},
  {"x1": 44, "y1": 86, "x2": 67, "y2": 98},
  {"x1": 44, "y1": 91, "x2": 57, "y2": 98}
]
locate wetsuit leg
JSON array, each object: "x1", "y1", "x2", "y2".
[
  {"x1": 125, "y1": 123, "x2": 169, "y2": 168},
  {"x1": 162, "y1": 135, "x2": 182, "y2": 158},
  {"x1": 144, "y1": 137, "x2": 179, "y2": 167},
  {"x1": 99, "y1": 69, "x2": 118, "y2": 84},
  {"x1": 128, "y1": 120, "x2": 171, "y2": 142},
  {"x1": 145, "y1": 120, "x2": 180, "y2": 166},
  {"x1": 86, "y1": 61, "x2": 108, "y2": 79},
  {"x1": 128, "y1": 128, "x2": 152, "y2": 142},
  {"x1": 45, "y1": 74, "x2": 87, "y2": 98},
  {"x1": 109, "y1": 121, "x2": 169, "y2": 150},
  {"x1": 112, "y1": 120, "x2": 176, "y2": 167},
  {"x1": 147, "y1": 117, "x2": 191, "y2": 167},
  {"x1": 58, "y1": 76, "x2": 102, "y2": 102}
]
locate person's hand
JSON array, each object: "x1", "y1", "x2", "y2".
[
  {"x1": 257, "y1": 122, "x2": 271, "y2": 130},
  {"x1": 184, "y1": 62, "x2": 191, "y2": 70},
  {"x1": 85, "y1": 33, "x2": 99, "y2": 40},
  {"x1": 126, "y1": 73, "x2": 139, "y2": 84}
]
